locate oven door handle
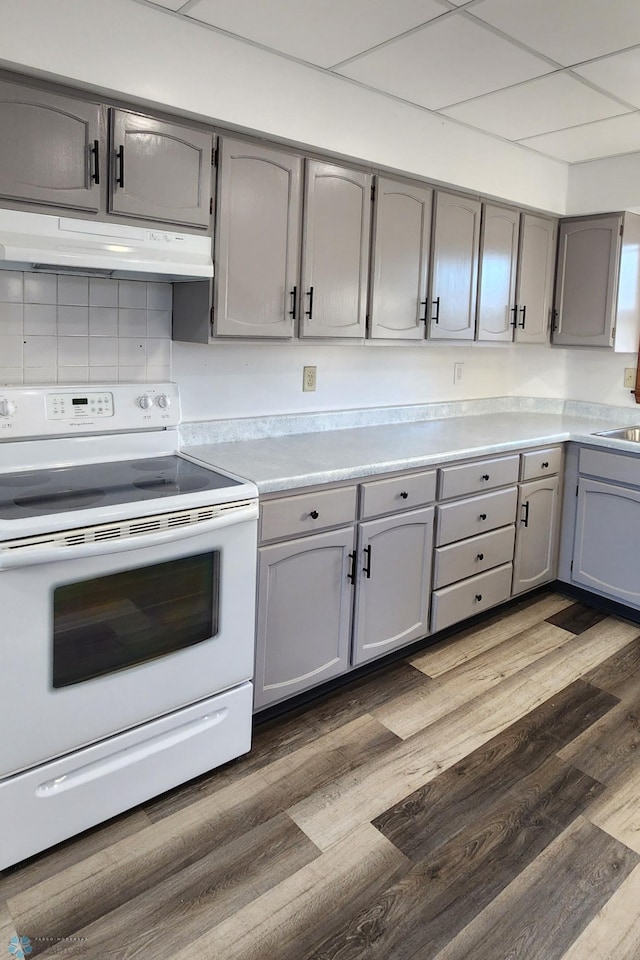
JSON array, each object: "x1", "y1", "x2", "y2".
[{"x1": 0, "y1": 502, "x2": 258, "y2": 570}]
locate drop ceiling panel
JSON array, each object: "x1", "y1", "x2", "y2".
[
  {"x1": 471, "y1": 0, "x2": 640, "y2": 67},
  {"x1": 441, "y1": 73, "x2": 631, "y2": 141},
  {"x1": 337, "y1": 15, "x2": 553, "y2": 111},
  {"x1": 519, "y1": 112, "x2": 640, "y2": 163},
  {"x1": 574, "y1": 48, "x2": 640, "y2": 109},
  {"x1": 185, "y1": 0, "x2": 449, "y2": 68}
]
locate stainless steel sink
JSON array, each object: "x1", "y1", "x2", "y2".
[{"x1": 595, "y1": 426, "x2": 640, "y2": 442}]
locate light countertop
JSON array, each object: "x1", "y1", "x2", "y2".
[{"x1": 183, "y1": 409, "x2": 640, "y2": 494}]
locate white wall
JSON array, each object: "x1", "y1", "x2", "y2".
[
  {"x1": 0, "y1": 0, "x2": 567, "y2": 212},
  {"x1": 567, "y1": 153, "x2": 640, "y2": 215}
]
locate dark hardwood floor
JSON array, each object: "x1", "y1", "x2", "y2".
[{"x1": 3, "y1": 590, "x2": 640, "y2": 959}]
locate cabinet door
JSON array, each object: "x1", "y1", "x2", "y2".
[
  {"x1": 476, "y1": 204, "x2": 519, "y2": 342},
  {"x1": 552, "y1": 216, "x2": 621, "y2": 347},
  {"x1": 300, "y1": 161, "x2": 371, "y2": 338},
  {"x1": 512, "y1": 476, "x2": 560, "y2": 595},
  {"x1": 429, "y1": 191, "x2": 481, "y2": 340},
  {"x1": 0, "y1": 78, "x2": 101, "y2": 212},
  {"x1": 254, "y1": 527, "x2": 355, "y2": 709},
  {"x1": 573, "y1": 478, "x2": 640, "y2": 608},
  {"x1": 352, "y1": 507, "x2": 434, "y2": 666},
  {"x1": 109, "y1": 109, "x2": 212, "y2": 228},
  {"x1": 515, "y1": 214, "x2": 556, "y2": 344},
  {"x1": 214, "y1": 138, "x2": 302, "y2": 338},
  {"x1": 369, "y1": 177, "x2": 432, "y2": 340}
]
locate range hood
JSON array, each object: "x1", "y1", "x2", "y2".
[{"x1": 0, "y1": 209, "x2": 213, "y2": 281}]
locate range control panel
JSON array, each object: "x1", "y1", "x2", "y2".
[{"x1": 0, "y1": 383, "x2": 180, "y2": 439}]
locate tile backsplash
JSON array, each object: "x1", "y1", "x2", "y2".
[{"x1": 0, "y1": 271, "x2": 172, "y2": 385}]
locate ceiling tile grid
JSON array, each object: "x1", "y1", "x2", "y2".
[{"x1": 141, "y1": 0, "x2": 640, "y2": 165}]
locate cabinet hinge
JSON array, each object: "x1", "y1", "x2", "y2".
[
  {"x1": 620, "y1": 221, "x2": 624, "y2": 236},
  {"x1": 212, "y1": 145, "x2": 217, "y2": 165}
]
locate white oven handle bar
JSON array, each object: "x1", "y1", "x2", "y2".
[{"x1": 0, "y1": 502, "x2": 258, "y2": 570}]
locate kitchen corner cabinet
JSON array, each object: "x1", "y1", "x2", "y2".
[
  {"x1": 429, "y1": 191, "x2": 481, "y2": 341},
  {"x1": 213, "y1": 137, "x2": 302, "y2": 338},
  {"x1": 0, "y1": 77, "x2": 102, "y2": 213},
  {"x1": 108, "y1": 110, "x2": 213, "y2": 228},
  {"x1": 368, "y1": 177, "x2": 432, "y2": 341},
  {"x1": 514, "y1": 214, "x2": 557, "y2": 344},
  {"x1": 300, "y1": 161, "x2": 371, "y2": 339},
  {"x1": 476, "y1": 203, "x2": 520, "y2": 342},
  {"x1": 552, "y1": 213, "x2": 640, "y2": 351},
  {"x1": 512, "y1": 447, "x2": 562, "y2": 594}
]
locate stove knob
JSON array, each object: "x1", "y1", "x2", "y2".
[
  {"x1": 0, "y1": 399, "x2": 16, "y2": 418},
  {"x1": 137, "y1": 394, "x2": 153, "y2": 410},
  {"x1": 155, "y1": 394, "x2": 171, "y2": 409}
]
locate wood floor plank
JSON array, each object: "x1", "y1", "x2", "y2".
[
  {"x1": 409, "y1": 593, "x2": 573, "y2": 677},
  {"x1": 22, "y1": 814, "x2": 319, "y2": 960},
  {"x1": 546, "y1": 602, "x2": 609, "y2": 635},
  {"x1": 0, "y1": 901, "x2": 17, "y2": 953},
  {"x1": 289, "y1": 618, "x2": 638, "y2": 851},
  {"x1": 558, "y1": 863, "x2": 640, "y2": 960},
  {"x1": 557, "y1": 700, "x2": 640, "y2": 784},
  {"x1": 169, "y1": 823, "x2": 410, "y2": 960},
  {"x1": 580, "y1": 635, "x2": 640, "y2": 701},
  {"x1": 430, "y1": 818, "x2": 639, "y2": 960},
  {"x1": 6, "y1": 714, "x2": 396, "y2": 940},
  {"x1": 373, "y1": 621, "x2": 573, "y2": 739},
  {"x1": 585, "y1": 762, "x2": 640, "y2": 854},
  {"x1": 374, "y1": 680, "x2": 616, "y2": 860},
  {"x1": 143, "y1": 662, "x2": 431, "y2": 823},
  {"x1": 305, "y1": 760, "x2": 604, "y2": 960}
]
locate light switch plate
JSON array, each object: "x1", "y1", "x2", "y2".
[{"x1": 624, "y1": 368, "x2": 636, "y2": 388}]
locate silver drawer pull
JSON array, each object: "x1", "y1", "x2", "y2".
[{"x1": 309, "y1": 510, "x2": 319, "y2": 520}]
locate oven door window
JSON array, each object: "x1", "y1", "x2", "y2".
[{"x1": 52, "y1": 552, "x2": 219, "y2": 688}]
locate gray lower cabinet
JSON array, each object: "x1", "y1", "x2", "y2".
[
  {"x1": 352, "y1": 507, "x2": 434, "y2": 665},
  {"x1": 515, "y1": 214, "x2": 556, "y2": 344},
  {"x1": 369, "y1": 176, "x2": 432, "y2": 341},
  {"x1": 0, "y1": 77, "x2": 102, "y2": 212},
  {"x1": 512, "y1": 475, "x2": 560, "y2": 594},
  {"x1": 254, "y1": 526, "x2": 355, "y2": 709},
  {"x1": 109, "y1": 109, "x2": 213, "y2": 228},
  {"x1": 300, "y1": 160, "x2": 371, "y2": 338},
  {"x1": 429, "y1": 191, "x2": 481, "y2": 341},
  {"x1": 213, "y1": 137, "x2": 302, "y2": 338},
  {"x1": 476, "y1": 203, "x2": 520, "y2": 342}
]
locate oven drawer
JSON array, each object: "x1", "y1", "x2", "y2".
[
  {"x1": 359, "y1": 470, "x2": 436, "y2": 519},
  {"x1": 431, "y1": 563, "x2": 513, "y2": 634},
  {"x1": 260, "y1": 486, "x2": 357, "y2": 542},
  {"x1": 433, "y1": 525, "x2": 515, "y2": 589},
  {"x1": 436, "y1": 486, "x2": 518, "y2": 547},
  {"x1": 521, "y1": 446, "x2": 563, "y2": 481},
  {"x1": 438, "y1": 455, "x2": 519, "y2": 500},
  {"x1": 0, "y1": 682, "x2": 253, "y2": 871}
]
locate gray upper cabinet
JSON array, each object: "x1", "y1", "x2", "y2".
[
  {"x1": 0, "y1": 78, "x2": 101, "y2": 213},
  {"x1": 369, "y1": 177, "x2": 432, "y2": 341},
  {"x1": 552, "y1": 214, "x2": 622, "y2": 348},
  {"x1": 429, "y1": 191, "x2": 481, "y2": 341},
  {"x1": 214, "y1": 138, "x2": 302, "y2": 338},
  {"x1": 109, "y1": 109, "x2": 213, "y2": 228},
  {"x1": 476, "y1": 204, "x2": 520, "y2": 342},
  {"x1": 300, "y1": 160, "x2": 371, "y2": 339},
  {"x1": 515, "y1": 214, "x2": 556, "y2": 344}
]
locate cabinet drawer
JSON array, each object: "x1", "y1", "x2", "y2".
[
  {"x1": 579, "y1": 447, "x2": 640, "y2": 489},
  {"x1": 438, "y1": 455, "x2": 519, "y2": 500},
  {"x1": 436, "y1": 486, "x2": 518, "y2": 547},
  {"x1": 431, "y1": 563, "x2": 513, "y2": 633},
  {"x1": 360, "y1": 470, "x2": 436, "y2": 519},
  {"x1": 433, "y1": 525, "x2": 515, "y2": 589},
  {"x1": 521, "y1": 446, "x2": 563, "y2": 481},
  {"x1": 260, "y1": 486, "x2": 357, "y2": 542}
]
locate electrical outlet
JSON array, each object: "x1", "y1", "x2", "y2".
[
  {"x1": 303, "y1": 365, "x2": 317, "y2": 392},
  {"x1": 624, "y1": 367, "x2": 636, "y2": 389},
  {"x1": 453, "y1": 362, "x2": 464, "y2": 384}
]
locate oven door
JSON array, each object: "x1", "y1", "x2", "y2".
[{"x1": 0, "y1": 503, "x2": 257, "y2": 778}]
